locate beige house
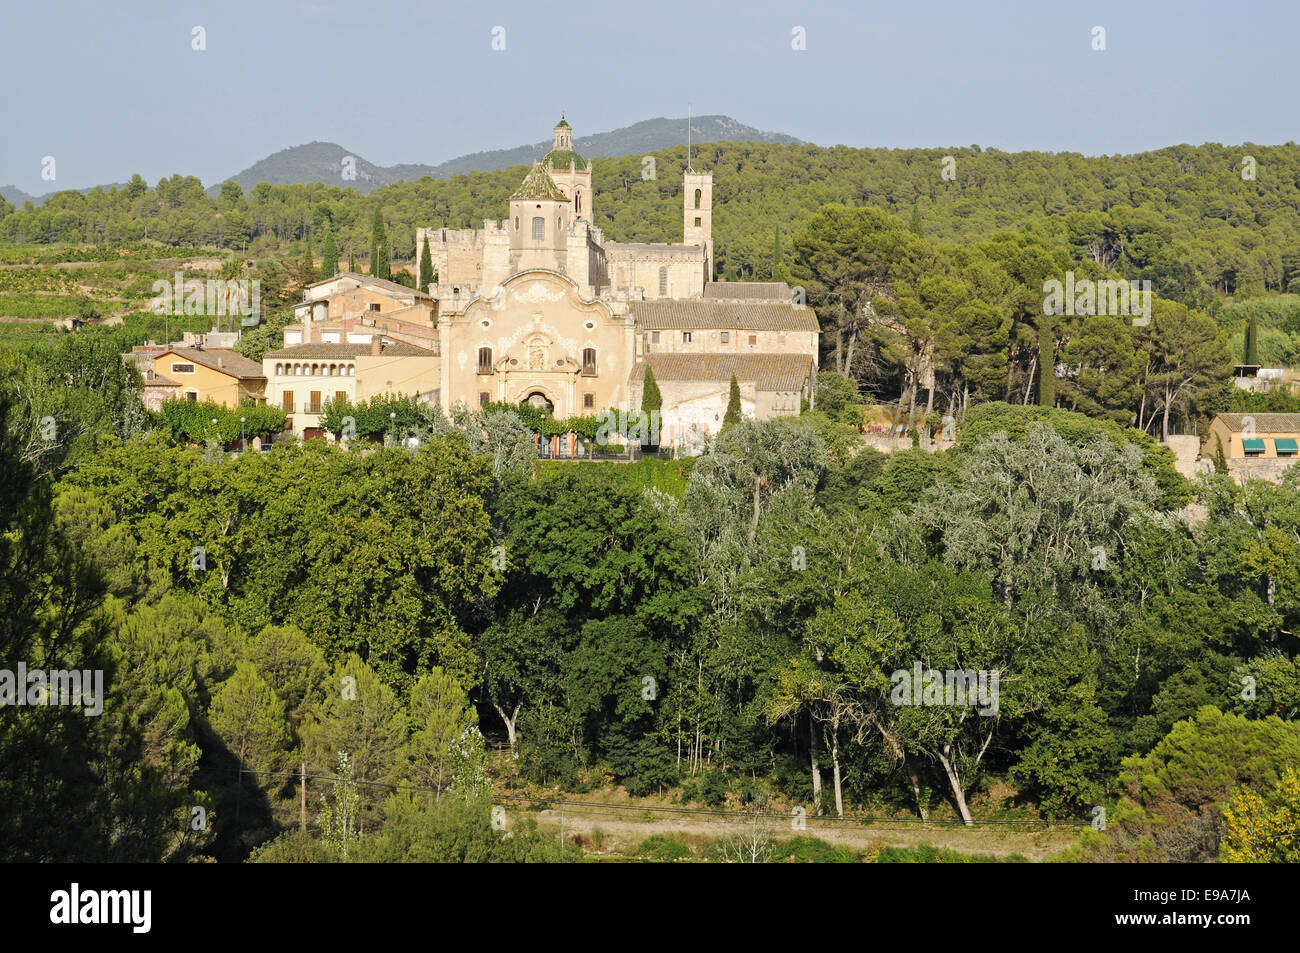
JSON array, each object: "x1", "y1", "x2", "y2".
[
  {"x1": 1204, "y1": 413, "x2": 1300, "y2": 460},
  {"x1": 1201, "y1": 413, "x2": 1300, "y2": 484},
  {"x1": 263, "y1": 338, "x2": 439, "y2": 438},
  {"x1": 149, "y1": 347, "x2": 266, "y2": 407},
  {"x1": 288, "y1": 273, "x2": 438, "y2": 350}
]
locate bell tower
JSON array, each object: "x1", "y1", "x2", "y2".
[
  {"x1": 683, "y1": 169, "x2": 713, "y2": 280},
  {"x1": 552, "y1": 120, "x2": 573, "y2": 152},
  {"x1": 543, "y1": 116, "x2": 593, "y2": 223}
]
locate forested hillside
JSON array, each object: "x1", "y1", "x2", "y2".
[{"x1": 3, "y1": 139, "x2": 1297, "y2": 307}]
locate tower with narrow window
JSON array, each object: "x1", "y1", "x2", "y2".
[
  {"x1": 683, "y1": 169, "x2": 713, "y2": 280},
  {"x1": 508, "y1": 163, "x2": 570, "y2": 273},
  {"x1": 543, "y1": 117, "x2": 593, "y2": 223}
]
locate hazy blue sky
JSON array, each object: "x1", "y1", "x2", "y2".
[{"x1": 2, "y1": 0, "x2": 1296, "y2": 194}]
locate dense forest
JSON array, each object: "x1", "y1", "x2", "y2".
[{"x1": 1, "y1": 319, "x2": 1297, "y2": 861}]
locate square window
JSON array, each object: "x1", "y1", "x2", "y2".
[
  {"x1": 694, "y1": 217, "x2": 701, "y2": 227},
  {"x1": 721, "y1": 332, "x2": 729, "y2": 343},
  {"x1": 479, "y1": 392, "x2": 490, "y2": 406},
  {"x1": 584, "y1": 393, "x2": 594, "y2": 408},
  {"x1": 683, "y1": 332, "x2": 692, "y2": 343},
  {"x1": 748, "y1": 334, "x2": 757, "y2": 346},
  {"x1": 651, "y1": 331, "x2": 660, "y2": 343}
]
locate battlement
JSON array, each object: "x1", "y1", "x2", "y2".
[{"x1": 420, "y1": 225, "x2": 484, "y2": 247}]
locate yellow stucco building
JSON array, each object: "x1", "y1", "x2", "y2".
[{"x1": 148, "y1": 346, "x2": 266, "y2": 407}]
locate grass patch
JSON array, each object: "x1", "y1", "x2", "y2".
[
  {"x1": 876, "y1": 843, "x2": 1029, "y2": 863},
  {"x1": 635, "y1": 833, "x2": 693, "y2": 861}
]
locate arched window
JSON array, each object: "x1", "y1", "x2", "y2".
[
  {"x1": 658, "y1": 267, "x2": 668, "y2": 296},
  {"x1": 531, "y1": 217, "x2": 545, "y2": 241},
  {"x1": 582, "y1": 348, "x2": 596, "y2": 375},
  {"x1": 575, "y1": 191, "x2": 582, "y2": 214},
  {"x1": 514, "y1": 216, "x2": 519, "y2": 230},
  {"x1": 557, "y1": 216, "x2": 562, "y2": 232},
  {"x1": 275, "y1": 363, "x2": 282, "y2": 375},
  {"x1": 694, "y1": 188, "x2": 702, "y2": 209},
  {"x1": 477, "y1": 347, "x2": 492, "y2": 374},
  {"x1": 294, "y1": 364, "x2": 302, "y2": 376}
]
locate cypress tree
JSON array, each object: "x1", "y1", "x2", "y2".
[
  {"x1": 771, "y1": 226, "x2": 782, "y2": 279},
  {"x1": 724, "y1": 374, "x2": 742, "y2": 426},
  {"x1": 299, "y1": 240, "x2": 314, "y2": 289},
  {"x1": 1245, "y1": 315, "x2": 1260, "y2": 365},
  {"x1": 321, "y1": 230, "x2": 338, "y2": 279},
  {"x1": 348, "y1": 248, "x2": 356, "y2": 273},
  {"x1": 419, "y1": 235, "x2": 435, "y2": 292},
  {"x1": 641, "y1": 364, "x2": 662, "y2": 413},
  {"x1": 371, "y1": 208, "x2": 389, "y2": 280}
]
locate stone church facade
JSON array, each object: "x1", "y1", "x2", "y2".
[{"x1": 293, "y1": 118, "x2": 819, "y2": 446}]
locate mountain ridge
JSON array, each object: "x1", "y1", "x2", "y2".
[
  {"x1": 211, "y1": 115, "x2": 802, "y2": 196},
  {"x1": 0, "y1": 116, "x2": 801, "y2": 207}
]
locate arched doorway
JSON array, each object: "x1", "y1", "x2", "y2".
[{"x1": 524, "y1": 391, "x2": 554, "y2": 414}]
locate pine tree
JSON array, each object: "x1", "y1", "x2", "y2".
[
  {"x1": 320, "y1": 230, "x2": 338, "y2": 279},
  {"x1": 419, "y1": 235, "x2": 435, "y2": 292},
  {"x1": 1037, "y1": 326, "x2": 1055, "y2": 407},
  {"x1": 724, "y1": 374, "x2": 742, "y2": 426}
]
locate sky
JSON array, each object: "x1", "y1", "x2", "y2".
[{"x1": 1, "y1": 0, "x2": 1297, "y2": 195}]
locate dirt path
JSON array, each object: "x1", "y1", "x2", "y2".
[{"x1": 515, "y1": 802, "x2": 1078, "y2": 861}]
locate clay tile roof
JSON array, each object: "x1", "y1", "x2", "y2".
[
  {"x1": 630, "y1": 299, "x2": 820, "y2": 332},
  {"x1": 305, "y1": 272, "x2": 432, "y2": 300},
  {"x1": 1216, "y1": 413, "x2": 1300, "y2": 432},
  {"x1": 511, "y1": 164, "x2": 568, "y2": 202},
  {"x1": 159, "y1": 347, "x2": 265, "y2": 379},
  {"x1": 142, "y1": 369, "x2": 179, "y2": 387},
  {"x1": 631, "y1": 354, "x2": 816, "y2": 391},
  {"x1": 264, "y1": 341, "x2": 435, "y2": 359},
  {"x1": 704, "y1": 281, "x2": 793, "y2": 301}
]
